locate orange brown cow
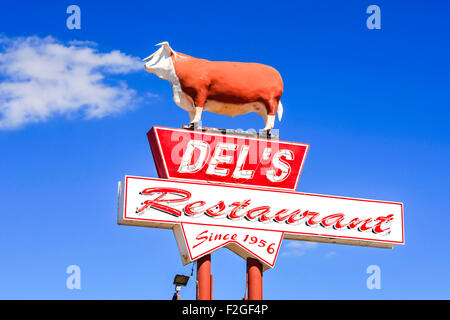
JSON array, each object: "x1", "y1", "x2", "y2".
[{"x1": 143, "y1": 42, "x2": 284, "y2": 131}]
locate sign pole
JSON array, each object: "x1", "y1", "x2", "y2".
[
  {"x1": 247, "y1": 257, "x2": 263, "y2": 300},
  {"x1": 196, "y1": 254, "x2": 212, "y2": 300}
]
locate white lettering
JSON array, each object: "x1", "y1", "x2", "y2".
[
  {"x1": 266, "y1": 149, "x2": 294, "y2": 182},
  {"x1": 206, "y1": 143, "x2": 237, "y2": 177},
  {"x1": 232, "y1": 145, "x2": 254, "y2": 179},
  {"x1": 178, "y1": 140, "x2": 209, "y2": 173}
]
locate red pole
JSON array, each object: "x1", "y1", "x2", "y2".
[
  {"x1": 196, "y1": 254, "x2": 212, "y2": 300},
  {"x1": 210, "y1": 274, "x2": 213, "y2": 300},
  {"x1": 247, "y1": 257, "x2": 263, "y2": 300}
]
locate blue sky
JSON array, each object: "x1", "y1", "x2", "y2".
[{"x1": 0, "y1": 0, "x2": 449, "y2": 299}]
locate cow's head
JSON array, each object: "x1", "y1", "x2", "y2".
[{"x1": 143, "y1": 42, "x2": 174, "y2": 80}]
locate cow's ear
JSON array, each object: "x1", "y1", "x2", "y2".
[
  {"x1": 166, "y1": 44, "x2": 174, "y2": 56},
  {"x1": 155, "y1": 41, "x2": 174, "y2": 56}
]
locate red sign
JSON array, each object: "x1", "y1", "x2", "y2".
[{"x1": 147, "y1": 126, "x2": 309, "y2": 190}]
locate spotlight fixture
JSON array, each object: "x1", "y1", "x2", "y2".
[{"x1": 172, "y1": 274, "x2": 190, "y2": 300}]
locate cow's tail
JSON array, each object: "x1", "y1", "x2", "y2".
[{"x1": 277, "y1": 101, "x2": 283, "y2": 122}]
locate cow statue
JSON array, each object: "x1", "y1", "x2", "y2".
[{"x1": 143, "y1": 42, "x2": 284, "y2": 131}]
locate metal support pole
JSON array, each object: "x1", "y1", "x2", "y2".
[
  {"x1": 210, "y1": 274, "x2": 213, "y2": 300},
  {"x1": 196, "y1": 254, "x2": 212, "y2": 300},
  {"x1": 247, "y1": 257, "x2": 263, "y2": 300}
]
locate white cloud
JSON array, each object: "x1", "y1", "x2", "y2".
[
  {"x1": 281, "y1": 241, "x2": 318, "y2": 257},
  {"x1": 0, "y1": 35, "x2": 144, "y2": 129}
]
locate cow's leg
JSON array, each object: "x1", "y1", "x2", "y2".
[
  {"x1": 187, "y1": 107, "x2": 202, "y2": 129},
  {"x1": 173, "y1": 89, "x2": 198, "y2": 126},
  {"x1": 262, "y1": 99, "x2": 277, "y2": 131},
  {"x1": 190, "y1": 107, "x2": 203, "y2": 124},
  {"x1": 188, "y1": 110, "x2": 195, "y2": 123},
  {"x1": 190, "y1": 90, "x2": 207, "y2": 126},
  {"x1": 263, "y1": 115, "x2": 275, "y2": 131}
]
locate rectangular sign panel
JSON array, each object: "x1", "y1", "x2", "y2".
[
  {"x1": 118, "y1": 176, "x2": 404, "y2": 252},
  {"x1": 147, "y1": 126, "x2": 309, "y2": 190}
]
